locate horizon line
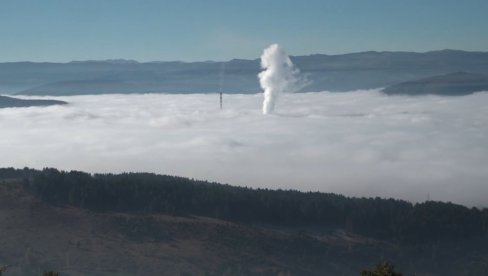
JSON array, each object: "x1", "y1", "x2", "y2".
[{"x1": 2, "y1": 49, "x2": 486, "y2": 64}]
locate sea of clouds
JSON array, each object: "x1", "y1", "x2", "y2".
[{"x1": 1, "y1": 90, "x2": 487, "y2": 206}]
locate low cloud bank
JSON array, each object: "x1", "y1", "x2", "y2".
[{"x1": 1, "y1": 90, "x2": 488, "y2": 206}]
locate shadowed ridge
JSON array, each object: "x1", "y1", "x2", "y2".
[
  {"x1": 382, "y1": 72, "x2": 488, "y2": 95},
  {"x1": 0, "y1": 95, "x2": 67, "y2": 108}
]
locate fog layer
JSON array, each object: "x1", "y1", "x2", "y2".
[{"x1": 1, "y1": 91, "x2": 487, "y2": 206}]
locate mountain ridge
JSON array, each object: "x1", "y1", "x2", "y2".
[
  {"x1": 1, "y1": 49, "x2": 488, "y2": 95},
  {"x1": 382, "y1": 71, "x2": 488, "y2": 95},
  {"x1": 6, "y1": 49, "x2": 484, "y2": 64},
  {"x1": 0, "y1": 95, "x2": 67, "y2": 108}
]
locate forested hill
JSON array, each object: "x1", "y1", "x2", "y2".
[{"x1": 2, "y1": 167, "x2": 487, "y2": 244}]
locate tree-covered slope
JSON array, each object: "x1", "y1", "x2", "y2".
[
  {"x1": 1, "y1": 167, "x2": 488, "y2": 275},
  {"x1": 3, "y1": 167, "x2": 486, "y2": 244}
]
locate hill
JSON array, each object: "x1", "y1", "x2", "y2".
[
  {"x1": 0, "y1": 95, "x2": 66, "y2": 108},
  {"x1": 382, "y1": 72, "x2": 488, "y2": 95},
  {"x1": 1, "y1": 50, "x2": 488, "y2": 95},
  {"x1": 1, "y1": 168, "x2": 488, "y2": 275}
]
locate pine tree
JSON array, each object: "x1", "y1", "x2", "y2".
[{"x1": 360, "y1": 262, "x2": 402, "y2": 276}]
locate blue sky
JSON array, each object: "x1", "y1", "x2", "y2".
[{"x1": 1, "y1": 0, "x2": 487, "y2": 62}]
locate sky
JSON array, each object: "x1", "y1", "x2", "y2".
[
  {"x1": 1, "y1": 0, "x2": 487, "y2": 62},
  {"x1": 2, "y1": 91, "x2": 488, "y2": 206}
]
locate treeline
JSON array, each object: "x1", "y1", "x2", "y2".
[{"x1": 1, "y1": 167, "x2": 487, "y2": 243}]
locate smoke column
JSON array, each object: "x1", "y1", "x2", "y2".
[{"x1": 258, "y1": 44, "x2": 308, "y2": 114}]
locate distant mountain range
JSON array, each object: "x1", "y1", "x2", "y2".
[
  {"x1": 0, "y1": 95, "x2": 67, "y2": 108},
  {"x1": 1, "y1": 49, "x2": 488, "y2": 95}
]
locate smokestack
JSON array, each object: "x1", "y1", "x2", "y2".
[
  {"x1": 258, "y1": 44, "x2": 309, "y2": 114},
  {"x1": 219, "y1": 62, "x2": 225, "y2": 110}
]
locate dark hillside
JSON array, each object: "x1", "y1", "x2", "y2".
[
  {"x1": 382, "y1": 72, "x2": 488, "y2": 95},
  {"x1": 4, "y1": 168, "x2": 487, "y2": 243},
  {"x1": 0, "y1": 95, "x2": 66, "y2": 108},
  {"x1": 1, "y1": 168, "x2": 488, "y2": 275}
]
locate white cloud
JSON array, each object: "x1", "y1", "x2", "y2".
[{"x1": 2, "y1": 90, "x2": 488, "y2": 206}]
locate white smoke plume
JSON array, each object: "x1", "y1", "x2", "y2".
[{"x1": 258, "y1": 44, "x2": 309, "y2": 114}]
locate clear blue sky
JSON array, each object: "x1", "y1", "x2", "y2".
[{"x1": 1, "y1": 0, "x2": 487, "y2": 62}]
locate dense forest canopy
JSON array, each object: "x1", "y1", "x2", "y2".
[{"x1": 1, "y1": 167, "x2": 486, "y2": 244}]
